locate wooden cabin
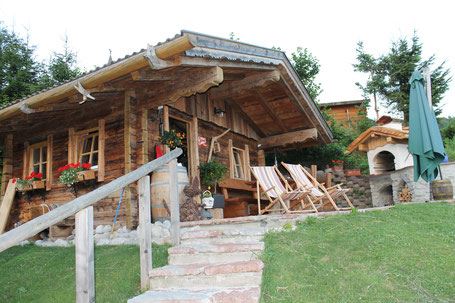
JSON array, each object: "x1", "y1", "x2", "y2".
[
  {"x1": 319, "y1": 99, "x2": 365, "y2": 128},
  {"x1": 0, "y1": 31, "x2": 332, "y2": 233}
]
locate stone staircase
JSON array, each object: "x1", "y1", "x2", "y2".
[{"x1": 129, "y1": 226, "x2": 266, "y2": 303}]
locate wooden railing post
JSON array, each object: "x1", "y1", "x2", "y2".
[
  {"x1": 138, "y1": 176, "x2": 152, "y2": 290},
  {"x1": 75, "y1": 206, "x2": 95, "y2": 303},
  {"x1": 169, "y1": 159, "x2": 180, "y2": 245}
]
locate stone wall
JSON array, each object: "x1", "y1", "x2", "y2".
[{"x1": 332, "y1": 170, "x2": 373, "y2": 208}]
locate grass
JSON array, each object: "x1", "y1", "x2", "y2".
[
  {"x1": 261, "y1": 203, "x2": 455, "y2": 303},
  {"x1": 0, "y1": 244, "x2": 169, "y2": 303}
]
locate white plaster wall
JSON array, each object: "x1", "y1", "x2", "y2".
[{"x1": 367, "y1": 143, "x2": 413, "y2": 175}]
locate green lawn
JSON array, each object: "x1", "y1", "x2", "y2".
[
  {"x1": 0, "y1": 244, "x2": 169, "y2": 303},
  {"x1": 261, "y1": 203, "x2": 455, "y2": 302}
]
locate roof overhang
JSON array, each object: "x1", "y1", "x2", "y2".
[{"x1": 347, "y1": 126, "x2": 409, "y2": 153}]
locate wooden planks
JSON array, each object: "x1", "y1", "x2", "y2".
[
  {"x1": 189, "y1": 116, "x2": 200, "y2": 179},
  {"x1": 0, "y1": 179, "x2": 17, "y2": 234},
  {"x1": 75, "y1": 206, "x2": 95, "y2": 303},
  {"x1": 138, "y1": 175, "x2": 152, "y2": 290},
  {"x1": 1, "y1": 134, "x2": 13, "y2": 196}
]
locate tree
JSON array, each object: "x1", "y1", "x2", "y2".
[
  {"x1": 354, "y1": 33, "x2": 451, "y2": 122},
  {"x1": 291, "y1": 47, "x2": 322, "y2": 102},
  {"x1": 0, "y1": 23, "x2": 43, "y2": 106},
  {"x1": 38, "y1": 36, "x2": 82, "y2": 88}
]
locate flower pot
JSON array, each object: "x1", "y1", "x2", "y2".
[
  {"x1": 77, "y1": 170, "x2": 96, "y2": 181},
  {"x1": 344, "y1": 169, "x2": 361, "y2": 176}
]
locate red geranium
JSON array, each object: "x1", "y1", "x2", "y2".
[
  {"x1": 25, "y1": 171, "x2": 43, "y2": 181},
  {"x1": 81, "y1": 163, "x2": 92, "y2": 170}
]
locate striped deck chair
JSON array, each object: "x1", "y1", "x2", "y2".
[
  {"x1": 282, "y1": 162, "x2": 354, "y2": 211},
  {"x1": 250, "y1": 166, "x2": 315, "y2": 215}
]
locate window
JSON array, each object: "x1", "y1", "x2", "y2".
[
  {"x1": 232, "y1": 148, "x2": 245, "y2": 179},
  {"x1": 78, "y1": 131, "x2": 99, "y2": 168},
  {"x1": 29, "y1": 142, "x2": 47, "y2": 179},
  {"x1": 68, "y1": 119, "x2": 105, "y2": 182}
]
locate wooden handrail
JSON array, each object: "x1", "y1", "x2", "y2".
[{"x1": 0, "y1": 148, "x2": 182, "y2": 253}]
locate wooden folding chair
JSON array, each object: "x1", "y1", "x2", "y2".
[
  {"x1": 250, "y1": 166, "x2": 316, "y2": 215},
  {"x1": 282, "y1": 162, "x2": 354, "y2": 211}
]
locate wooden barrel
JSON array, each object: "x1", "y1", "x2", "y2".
[
  {"x1": 151, "y1": 165, "x2": 189, "y2": 222},
  {"x1": 431, "y1": 179, "x2": 453, "y2": 201}
]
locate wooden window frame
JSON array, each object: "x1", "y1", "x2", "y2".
[
  {"x1": 68, "y1": 119, "x2": 105, "y2": 182},
  {"x1": 23, "y1": 135, "x2": 53, "y2": 190},
  {"x1": 228, "y1": 140, "x2": 251, "y2": 181},
  {"x1": 28, "y1": 141, "x2": 48, "y2": 179}
]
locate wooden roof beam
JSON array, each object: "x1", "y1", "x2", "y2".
[
  {"x1": 208, "y1": 70, "x2": 280, "y2": 100},
  {"x1": 259, "y1": 128, "x2": 317, "y2": 150},
  {"x1": 256, "y1": 91, "x2": 286, "y2": 132}
]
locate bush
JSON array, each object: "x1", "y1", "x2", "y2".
[{"x1": 444, "y1": 137, "x2": 455, "y2": 161}]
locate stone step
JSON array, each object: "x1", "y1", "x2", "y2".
[
  {"x1": 149, "y1": 260, "x2": 263, "y2": 290},
  {"x1": 181, "y1": 226, "x2": 267, "y2": 236},
  {"x1": 128, "y1": 287, "x2": 260, "y2": 303},
  {"x1": 180, "y1": 229, "x2": 263, "y2": 245},
  {"x1": 168, "y1": 243, "x2": 264, "y2": 265}
]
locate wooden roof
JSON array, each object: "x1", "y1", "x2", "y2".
[
  {"x1": 347, "y1": 126, "x2": 408, "y2": 153},
  {"x1": 0, "y1": 31, "x2": 333, "y2": 146}
]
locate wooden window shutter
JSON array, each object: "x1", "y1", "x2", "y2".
[
  {"x1": 46, "y1": 135, "x2": 53, "y2": 190},
  {"x1": 244, "y1": 144, "x2": 251, "y2": 181},
  {"x1": 22, "y1": 142, "x2": 30, "y2": 179},
  {"x1": 98, "y1": 119, "x2": 105, "y2": 182},
  {"x1": 228, "y1": 139, "x2": 234, "y2": 179},
  {"x1": 68, "y1": 128, "x2": 75, "y2": 163}
]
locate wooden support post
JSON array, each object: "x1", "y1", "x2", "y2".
[
  {"x1": 98, "y1": 119, "x2": 105, "y2": 182},
  {"x1": 124, "y1": 90, "x2": 134, "y2": 228},
  {"x1": 138, "y1": 176, "x2": 152, "y2": 291},
  {"x1": 163, "y1": 105, "x2": 170, "y2": 153},
  {"x1": 325, "y1": 172, "x2": 333, "y2": 188},
  {"x1": 257, "y1": 149, "x2": 265, "y2": 166},
  {"x1": 189, "y1": 116, "x2": 200, "y2": 179},
  {"x1": 140, "y1": 110, "x2": 149, "y2": 165},
  {"x1": 244, "y1": 144, "x2": 251, "y2": 181},
  {"x1": 311, "y1": 165, "x2": 317, "y2": 186},
  {"x1": 169, "y1": 159, "x2": 180, "y2": 245},
  {"x1": 1, "y1": 134, "x2": 13, "y2": 196},
  {"x1": 75, "y1": 206, "x2": 95, "y2": 303},
  {"x1": 46, "y1": 135, "x2": 53, "y2": 191}
]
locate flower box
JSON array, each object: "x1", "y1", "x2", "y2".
[
  {"x1": 16, "y1": 181, "x2": 46, "y2": 191},
  {"x1": 344, "y1": 169, "x2": 361, "y2": 176},
  {"x1": 32, "y1": 180, "x2": 46, "y2": 189},
  {"x1": 77, "y1": 170, "x2": 96, "y2": 181}
]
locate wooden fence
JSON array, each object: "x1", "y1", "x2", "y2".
[{"x1": 0, "y1": 148, "x2": 183, "y2": 302}]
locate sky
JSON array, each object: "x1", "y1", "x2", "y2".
[{"x1": 1, "y1": 0, "x2": 454, "y2": 119}]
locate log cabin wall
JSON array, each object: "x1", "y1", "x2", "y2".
[{"x1": 6, "y1": 92, "x2": 137, "y2": 230}]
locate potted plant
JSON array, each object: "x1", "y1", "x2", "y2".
[
  {"x1": 199, "y1": 161, "x2": 227, "y2": 208},
  {"x1": 16, "y1": 172, "x2": 45, "y2": 191},
  {"x1": 331, "y1": 159, "x2": 344, "y2": 171}
]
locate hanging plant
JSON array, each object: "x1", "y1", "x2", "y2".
[
  {"x1": 159, "y1": 130, "x2": 185, "y2": 150},
  {"x1": 199, "y1": 161, "x2": 227, "y2": 192}
]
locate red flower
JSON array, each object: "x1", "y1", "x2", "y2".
[
  {"x1": 81, "y1": 163, "x2": 92, "y2": 170},
  {"x1": 58, "y1": 165, "x2": 69, "y2": 173}
]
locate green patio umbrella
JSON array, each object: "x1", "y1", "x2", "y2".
[{"x1": 408, "y1": 70, "x2": 446, "y2": 182}]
